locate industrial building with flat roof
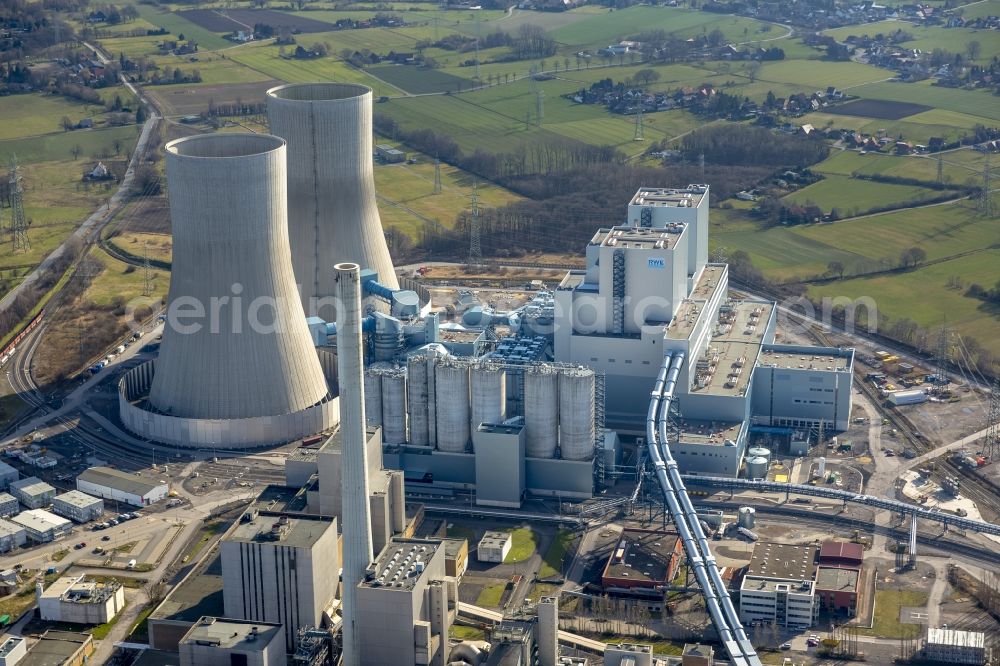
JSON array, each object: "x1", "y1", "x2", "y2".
[
  {"x1": 355, "y1": 537, "x2": 454, "y2": 666},
  {"x1": 0, "y1": 493, "x2": 18, "y2": 518},
  {"x1": 739, "y1": 543, "x2": 819, "y2": 628},
  {"x1": 77, "y1": 466, "x2": 168, "y2": 507},
  {"x1": 38, "y1": 574, "x2": 125, "y2": 625},
  {"x1": 51, "y1": 490, "x2": 104, "y2": 523},
  {"x1": 221, "y1": 511, "x2": 338, "y2": 650},
  {"x1": 478, "y1": 531, "x2": 512, "y2": 563},
  {"x1": 922, "y1": 628, "x2": 987, "y2": 665},
  {"x1": 9, "y1": 476, "x2": 55, "y2": 509},
  {"x1": 11, "y1": 509, "x2": 72, "y2": 543},
  {"x1": 178, "y1": 616, "x2": 285, "y2": 666},
  {"x1": 0, "y1": 636, "x2": 26, "y2": 665},
  {"x1": 18, "y1": 630, "x2": 94, "y2": 666},
  {"x1": 148, "y1": 548, "x2": 225, "y2": 652},
  {"x1": 0, "y1": 519, "x2": 24, "y2": 553},
  {"x1": 602, "y1": 529, "x2": 683, "y2": 593},
  {"x1": 814, "y1": 539, "x2": 864, "y2": 617},
  {"x1": 0, "y1": 461, "x2": 18, "y2": 491}
]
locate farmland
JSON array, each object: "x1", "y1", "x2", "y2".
[
  {"x1": 824, "y1": 99, "x2": 930, "y2": 120},
  {"x1": 782, "y1": 174, "x2": 958, "y2": 214},
  {"x1": 0, "y1": 94, "x2": 109, "y2": 140}
]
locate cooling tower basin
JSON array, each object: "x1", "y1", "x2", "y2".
[
  {"x1": 119, "y1": 133, "x2": 338, "y2": 449},
  {"x1": 267, "y1": 83, "x2": 399, "y2": 320}
]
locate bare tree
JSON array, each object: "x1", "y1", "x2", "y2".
[{"x1": 71, "y1": 144, "x2": 83, "y2": 160}]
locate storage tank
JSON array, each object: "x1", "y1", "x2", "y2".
[
  {"x1": 435, "y1": 361, "x2": 470, "y2": 452},
  {"x1": 738, "y1": 506, "x2": 756, "y2": 529},
  {"x1": 747, "y1": 447, "x2": 771, "y2": 466},
  {"x1": 817, "y1": 457, "x2": 827, "y2": 477},
  {"x1": 406, "y1": 355, "x2": 430, "y2": 447},
  {"x1": 524, "y1": 365, "x2": 558, "y2": 459},
  {"x1": 471, "y1": 363, "x2": 506, "y2": 433},
  {"x1": 364, "y1": 370, "x2": 383, "y2": 427},
  {"x1": 746, "y1": 456, "x2": 768, "y2": 480},
  {"x1": 558, "y1": 367, "x2": 596, "y2": 461},
  {"x1": 380, "y1": 368, "x2": 407, "y2": 445},
  {"x1": 888, "y1": 389, "x2": 927, "y2": 406}
]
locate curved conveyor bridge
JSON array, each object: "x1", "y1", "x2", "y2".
[{"x1": 646, "y1": 352, "x2": 762, "y2": 666}]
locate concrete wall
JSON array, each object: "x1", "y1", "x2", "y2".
[
  {"x1": 751, "y1": 351, "x2": 854, "y2": 432},
  {"x1": 473, "y1": 426, "x2": 525, "y2": 508}
]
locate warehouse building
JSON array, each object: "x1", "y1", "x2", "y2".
[
  {"x1": 77, "y1": 467, "x2": 168, "y2": 507},
  {"x1": 51, "y1": 490, "x2": 104, "y2": 524},
  {"x1": 922, "y1": 628, "x2": 986, "y2": 665},
  {"x1": 11, "y1": 509, "x2": 72, "y2": 543},
  {"x1": 0, "y1": 461, "x2": 17, "y2": 491},
  {"x1": 0, "y1": 519, "x2": 26, "y2": 553},
  {"x1": 17, "y1": 630, "x2": 94, "y2": 666},
  {"x1": 178, "y1": 617, "x2": 285, "y2": 666},
  {"x1": 0, "y1": 493, "x2": 18, "y2": 518},
  {"x1": 751, "y1": 345, "x2": 855, "y2": 432},
  {"x1": 38, "y1": 574, "x2": 125, "y2": 625},
  {"x1": 10, "y1": 477, "x2": 55, "y2": 509},
  {"x1": 814, "y1": 540, "x2": 863, "y2": 617},
  {"x1": 739, "y1": 543, "x2": 819, "y2": 628},
  {"x1": 477, "y1": 531, "x2": 512, "y2": 563},
  {"x1": 221, "y1": 512, "x2": 338, "y2": 649},
  {"x1": 602, "y1": 529, "x2": 683, "y2": 594},
  {"x1": 355, "y1": 537, "x2": 454, "y2": 666}
]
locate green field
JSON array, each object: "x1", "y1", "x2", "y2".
[
  {"x1": 813, "y1": 149, "x2": 984, "y2": 185},
  {"x1": 503, "y1": 527, "x2": 538, "y2": 564},
  {"x1": 755, "y1": 59, "x2": 890, "y2": 89},
  {"x1": 0, "y1": 125, "x2": 140, "y2": 165},
  {"x1": 823, "y1": 20, "x2": 1000, "y2": 61},
  {"x1": 783, "y1": 173, "x2": 956, "y2": 214},
  {"x1": 0, "y1": 94, "x2": 109, "y2": 140},
  {"x1": 368, "y1": 64, "x2": 469, "y2": 94},
  {"x1": 538, "y1": 529, "x2": 573, "y2": 579},
  {"x1": 856, "y1": 589, "x2": 928, "y2": 638},
  {"x1": 227, "y1": 46, "x2": 400, "y2": 94},
  {"x1": 136, "y1": 5, "x2": 234, "y2": 50},
  {"x1": 476, "y1": 583, "x2": 507, "y2": 607},
  {"x1": 851, "y1": 80, "x2": 1000, "y2": 122}
]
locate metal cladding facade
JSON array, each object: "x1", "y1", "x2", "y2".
[
  {"x1": 266, "y1": 83, "x2": 398, "y2": 319},
  {"x1": 335, "y1": 262, "x2": 374, "y2": 666},
  {"x1": 150, "y1": 134, "x2": 331, "y2": 421}
]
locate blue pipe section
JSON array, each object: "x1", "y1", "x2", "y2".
[
  {"x1": 647, "y1": 352, "x2": 761, "y2": 666},
  {"x1": 363, "y1": 278, "x2": 395, "y2": 301},
  {"x1": 326, "y1": 316, "x2": 376, "y2": 337}
]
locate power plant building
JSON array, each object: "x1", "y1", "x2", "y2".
[
  {"x1": 119, "y1": 133, "x2": 337, "y2": 449},
  {"x1": 221, "y1": 512, "x2": 339, "y2": 650},
  {"x1": 355, "y1": 537, "x2": 454, "y2": 666},
  {"x1": 38, "y1": 574, "x2": 125, "y2": 625},
  {"x1": 179, "y1": 617, "x2": 286, "y2": 666}
]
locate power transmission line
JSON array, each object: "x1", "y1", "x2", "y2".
[
  {"x1": 142, "y1": 242, "x2": 154, "y2": 297},
  {"x1": 981, "y1": 153, "x2": 992, "y2": 216},
  {"x1": 986, "y1": 377, "x2": 1000, "y2": 461},
  {"x1": 8, "y1": 156, "x2": 29, "y2": 253},
  {"x1": 468, "y1": 181, "x2": 481, "y2": 267},
  {"x1": 633, "y1": 108, "x2": 644, "y2": 142},
  {"x1": 433, "y1": 158, "x2": 442, "y2": 195}
]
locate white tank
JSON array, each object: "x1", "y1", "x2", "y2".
[
  {"x1": 738, "y1": 506, "x2": 756, "y2": 529},
  {"x1": 364, "y1": 370, "x2": 382, "y2": 427},
  {"x1": 817, "y1": 457, "x2": 827, "y2": 477},
  {"x1": 471, "y1": 364, "x2": 506, "y2": 433},
  {"x1": 524, "y1": 365, "x2": 558, "y2": 459},
  {"x1": 747, "y1": 447, "x2": 771, "y2": 465},
  {"x1": 746, "y1": 456, "x2": 768, "y2": 480},
  {"x1": 406, "y1": 356, "x2": 430, "y2": 447},
  {"x1": 380, "y1": 368, "x2": 407, "y2": 445},
  {"x1": 558, "y1": 367, "x2": 596, "y2": 461},
  {"x1": 435, "y1": 361, "x2": 470, "y2": 452}
]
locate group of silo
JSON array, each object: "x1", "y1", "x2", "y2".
[
  {"x1": 121, "y1": 82, "x2": 398, "y2": 449},
  {"x1": 363, "y1": 356, "x2": 597, "y2": 459}
]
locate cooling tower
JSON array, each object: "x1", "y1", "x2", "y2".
[
  {"x1": 266, "y1": 83, "x2": 398, "y2": 319},
  {"x1": 148, "y1": 134, "x2": 331, "y2": 423}
]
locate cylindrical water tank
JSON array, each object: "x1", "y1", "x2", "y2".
[
  {"x1": 380, "y1": 368, "x2": 407, "y2": 445},
  {"x1": 406, "y1": 356, "x2": 430, "y2": 447},
  {"x1": 524, "y1": 366, "x2": 558, "y2": 459},
  {"x1": 364, "y1": 370, "x2": 382, "y2": 427},
  {"x1": 747, "y1": 447, "x2": 771, "y2": 465},
  {"x1": 817, "y1": 456, "x2": 827, "y2": 477},
  {"x1": 558, "y1": 367, "x2": 596, "y2": 461},
  {"x1": 746, "y1": 456, "x2": 768, "y2": 480},
  {"x1": 738, "y1": 506, "x2": 756, "y2": 529},
  {"x1": 471, "y1": 364, "x2": 506, "y2": 433},
  {"x1": 435, "y1": 362, "x2": 470, "y2": 452}
]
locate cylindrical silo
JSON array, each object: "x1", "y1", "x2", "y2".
[
  {"x1": 149, "y1": 134, "x2": 330, "y2": 421},
  {"x1": 471, "y1": 363, "x2": 506, "y2": 432},
  {"x1": 738, "y1": 507, "x2": 756, "y2": 529},
  {"x1": 380, "y1": 368, "x2": 407, "y2": 445},
  {"x1": 746, "y1": 456, "x2": 768, "y2": 480},
  {"x1": 266, "y1": 83, "x2": 398, "y2": 321},
  {"x1": 364, "y1": 370, "x2": 383, "y2": 428},
  {"x1": 748, "y1": 446, "x2": 771, "y2": 466},
  {"x1": 558, "y1": 367, "x2": 596, "y2": 461},
  {"x1": 406, "y1": 355, "x2": 430, "y2": 447},
  {"x1": 435, "y1": 361, "x2": 470, "y2": 452},
  {"x1": 524, "y1": 365, "x2": 558, "y2": 459}
]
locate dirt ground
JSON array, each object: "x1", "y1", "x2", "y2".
[{"x1": 145, "y1": 80, "x2": 280, "y2": 117}]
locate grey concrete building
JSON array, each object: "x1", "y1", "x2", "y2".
[
  {"x1": 51, "y1": 490, "x2": 104, "y2": 523},
  {"x1": 751, "y1": 344, "x2": 854, "y2": 432},
  {"x1": 11, "y1": 509, "x2": 71, "y2": 543},
  {"x1": 472, "y1": 424, "x2": 524, "y2": 508},
  {"x1": 0, "y1": 519, "x2": 26, "y2": 552},
  {"x1": 9, "y1": 477, "x2": 55, "y2": 509},
  {"x1": 179, "y1": 617, "x2": 285, "y2": 666},
  {"x1": 356, "y1": 537, "x2": 454, "y2": 666},
  {"x1": 221, "y1": 512, "x2": 338, "y2": 649},
  {"x1": 0, "y1": 493, "x2": 18, "y2": 518},
  {"x1": 38, "y1": 574, "x2": 125, "y2": 624},
  {"x1": 77, "y1": 467, "x2": 168, "y2": 507},
  {"x1": 738, "y1": 543, "x2": 819, "y2": 628},
  {"x1": 0, "y1": 636, "x2": 26, "y2": 666},
  {"x1": 0, "y1": 461, "x2": 18, "y2": 492}
]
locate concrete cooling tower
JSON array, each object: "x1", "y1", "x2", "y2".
[
  {"x1": 118, "y1": 133, "x2": 338, "y2": 448},
  {"x1": 266, "y1": 83, "x2": 398, "y2": 319}
]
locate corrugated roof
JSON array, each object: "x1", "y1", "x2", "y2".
[{"x1": 77, "y1": 467, "x2": 166, "y2": 497}]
